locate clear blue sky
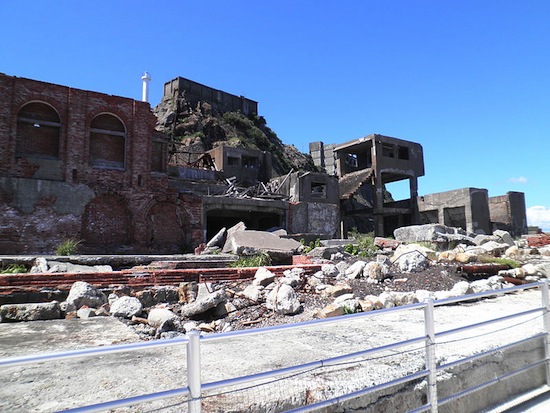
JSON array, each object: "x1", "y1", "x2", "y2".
[{"x1": 2, "y1": 1, "x2": 549, "y2": 229}]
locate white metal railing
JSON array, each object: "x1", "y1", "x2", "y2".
[{"x1": 1, "y1": 280, "x2": 549, "y2": 413}]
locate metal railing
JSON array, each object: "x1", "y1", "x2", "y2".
[{"x1": 1, "y1": 280, "x2": 549, "y2": 413}]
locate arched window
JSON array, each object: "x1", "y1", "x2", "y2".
[
  {"x1": 90, "y1": 113, "x2": 126, "y2": 169},
  {"x1": 16, "y1": 102, "x2": 61, "y2": 158}
]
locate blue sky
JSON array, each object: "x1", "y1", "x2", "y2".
[{"x1": 2, "y1": 1, "x2": 549, "y2": 229}]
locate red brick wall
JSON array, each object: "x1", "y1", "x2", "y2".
[{"x1": 0, "y1": 74, "x2": 205, "y2": 254}]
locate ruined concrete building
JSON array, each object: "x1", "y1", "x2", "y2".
[
  {"x1": 311, "y1": 137, "x2": 527, "y2": 238},
  {"x1": 163, "y1": 77, "x2": 258, "y2": 116},
  {"x1": 0, "y1": 73, "x2": 526, "y2": 255}
]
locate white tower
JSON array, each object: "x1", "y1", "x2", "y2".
[{"x1": 141, "y1": 71, "x2": 151, "y2": 103}]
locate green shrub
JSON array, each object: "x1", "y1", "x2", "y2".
[
  {"x1": 478, "y1": 255, "x2": 520, "y2": 268},
  {"x1": 0, "y1": 264, "x2": 27, "y2": 274},
  {"x1": 301, "y1": 238, "x2": 321, "y2": 254},
  {"x1": 230, "y1": 252, "x2": 272, "y2": 268},
  {"x1": 55, "y1": 239, "x2": 82, "y2": 256},
  {"x1": 348, "y1": 230, "x2": 377, "y2": 258},
  {"x1": 344, "y1": 243, "x2": 360, "y2": 255}
]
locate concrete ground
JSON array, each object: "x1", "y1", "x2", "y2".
[{"x1": 0, "y1": 288, "x2": 548, "y2": 412}]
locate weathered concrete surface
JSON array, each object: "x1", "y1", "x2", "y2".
[{"x1": 0, "y1": 290, "x2": 547, "y2": 413}]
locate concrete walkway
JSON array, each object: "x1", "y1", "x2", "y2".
[{"x1": 0, "y1": 288, "x2": 548, "y2": 412}]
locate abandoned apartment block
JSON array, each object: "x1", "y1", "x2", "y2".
[{"x1": 0, "y1": 72, "x2": 527, "y2": 255}]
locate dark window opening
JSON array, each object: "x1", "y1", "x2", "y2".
[
  {"x1": 443, "y1": 206, "x2": 467, "y2": 231},
  {"x1": 398, "y1": 146, "x2": 410, "y2": 160},
  {"x1": 382, "y1": 144, "x2": 395, "y2": 158},
  {"x1": 242, "y1": 156, "x2": 258, "y2": 168},
  {"x1": 311, "y1": 182, "x2": 327, "y2": 198},
  {"x1": 345, "y1": 153, "x2": 358, "y2": 168},
  {"x1": 16, "y1": 102, "x2": 61, "y2": 159},
  {"x1": 90, "y1": 114, "x2": 126, "y2": 169},
  {"x1": 227, "y1": 156, "x2": 240, "y2": 166}
]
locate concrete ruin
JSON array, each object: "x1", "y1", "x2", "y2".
[
  {"x1": 311, "y1": 138, "x2": 527, "y2": 238},
  {"x1": 0, "y1": 72, "x2": 527, "y2": 255}
]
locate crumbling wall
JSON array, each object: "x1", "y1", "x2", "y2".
[
  {"x1": 0, "y1": 74, "x2": 205, "y2": 254},
  {"x1": 417, "y1": 188, "x2": 491, "y2": 234},
  {"x1": 489, "y1": 191, "x2": 527, "y2": 237}
]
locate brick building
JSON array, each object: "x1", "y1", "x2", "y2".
[
  {"x1": 0, "y1": 74, "x2": 340, "y2": 255},
  {"x1": 0, "y1": 73, "x2": 203, "y2": 254}
]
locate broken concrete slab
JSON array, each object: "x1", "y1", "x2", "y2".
[
  {"x1": 0, "y1": 301, "x2": 62, "y2": 322},
  {"x1": 394, "y1": 224, "x2": 475, "y2": 246},
  {"x1": 223, "y1": 230, "x2": 302, "y2": 256},
  {"x1": 206, "y1": 227, "x2": 226, "y2": 248}
]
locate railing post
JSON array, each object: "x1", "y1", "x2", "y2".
[
  {"x1": 541, "y1": 280, "x2": 550, "y2": 386},
  {"x1": 187, "y1": 330, "x2": 202, "y2": 413},
  {"x1": 424, "y1": 299, "x2": 438, "y2": 413}
]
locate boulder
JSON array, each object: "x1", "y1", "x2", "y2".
[
  {"x1": 136, "y1": 286, "x2": 180, "y2": 307},
  {"x1": 76, "y1": 307, "x2": 97, "y2": 319},
  {"x1": 415, "y1": 290, "x2": 435, "y2": 302},
  {"x1": 266, "y1": 284, "x2": 301, "y2": 315},
  {"x1": 307, "y1": 246, "x2": 342, "y2": 259},
  {"x1": 391, "y1": 292, "x2": 418, "y2": 306},
  {"x1": 391, "y1": 244, "x2": 432, "y2": 273},
  {"x1": 345, "y1": 260, "x2": 367, "y2": 279},
  {"x1": 64, "y1": 281, "x2": 107, "y2": 311},
  {"x1": 110, "y1": 296, "x2": 143, "y2": 318},
  {"x1": 322, "y1": 283, "x2": 353, "y2": 298},
  {"x1": 493, "y1": 230, "x2": 515, "y2": 247},
  {"x1": 253, "y1": 267, "x2": 277, "y2": 287},
  {"x1": 147, "y1": 308, "x2": 178, "y2": 329},
  {"x1": 333, "y1": 293, "x2": 355, "y2": 304},
  {"x1": 478, "y1": 241, "x2": 509, "y2": 256},
  {"x1": 181, "y1": 289, "x2": 227, "y2": 318},
  {"x1": 0, "y1": 301, "x2": 62, "y2": 322},
  {"x1": 178, "y1": 282, "x2": 198, "y2": 304},
  {"x1": 46, "y1": 262, "x2": 113, "y2": 273},
  {"x1": 30, "y1": 257, "x2": 49, "y2": 273},
  {"x1": 504, "y1": 245, "x2": 521, "y2": 258},
  {"x1": 449, "y1": 281, "x2": 472, "y2": 297},
  {"x1": 314, "y1": 303, "x2": 345, "y2": 318},
  {"x1": 321, "y1": 263, "x2": 339, "y2": 278},
  {"x1": 242, "y1": 285, "x2": 263, "y2": 302}
]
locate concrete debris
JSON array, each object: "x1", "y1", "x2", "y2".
[
  {"x1": 252, "y1": 267, "x2": 277, "y2": 287},
  {"x1": 135, "y1": 286, "x2": 179, "y2": 307},
  {"x1": 4, "y1": 225, "x2": 550, "y2": 339},
  {"x1": 394, "y1": 224, "x2": 475, "y2": 247},
  {"x1": 63, "y1": 281, "x2": 107, "y2": 312},
  {"x1": 30, "y1": 258, "x2": 112, "y2": 274},
  {"x1": 345, "y1": 260, "x2": 367, "y2": 279},
  {"x1": 391, "y1": 244, "x2": 434, "y2": 273},
  {"x1": 110, "y1": 296, "x2": 143, "y2": 318},
  {"x1": 0, "y1": 301, "x2": 62, "y2": 322},
  {"x1": 76, "y1": 307, "x2": 97, "y2": 319},
  {"x1": 180, "y1": 289, "x2": 227, "y2": 318},
  {"x1": 147, "y1": 308, "x2": 178, "y2": 329},
  {"x1": 265, "y1": 283, "x2": 301, "y2": 315},
  {"x1": 223, "y1": 229, "x2": 302, "y2": 263},
  {"x1": 206, "y1": 227, "x2": 226, "y2": 248}
]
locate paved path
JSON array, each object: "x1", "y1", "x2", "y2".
[{"x1": 0, "y1": 288, "x2": 547, "y2": 412}]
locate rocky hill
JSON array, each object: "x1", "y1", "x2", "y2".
[{"x1": 153, "y1": 96, "x2": 317, "y2": 177}]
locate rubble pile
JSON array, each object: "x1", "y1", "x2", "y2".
[{"x1": 2, "y1": 225, "x2": 550, "y2": 338}]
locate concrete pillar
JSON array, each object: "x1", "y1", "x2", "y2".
[{"x1": 409, "y1": 176, "x2": 419, "y2": 225}]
